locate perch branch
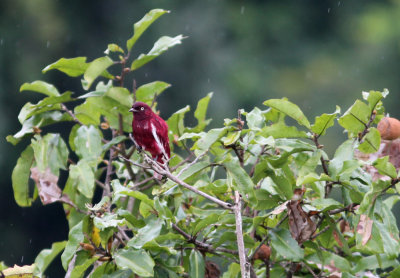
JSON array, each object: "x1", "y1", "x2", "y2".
[{"x1": 234, "y1": 191, "x2": 250, "y2": 278}]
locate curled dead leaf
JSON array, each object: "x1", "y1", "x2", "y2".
[
  {"x1": 205, "y1": 261, "x2": 220, "y2": 278},
  {"x1": 287, "y1": 200, "x2": 316, "y2": 244},
  {"x1": 357, "y1": 214, "x2": 373, "y2": 245},
  {"x1": 30, "y1": 167, "x2": 73, "y2": 206}
]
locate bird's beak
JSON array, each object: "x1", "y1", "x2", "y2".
[{"x1": 129, "y1": 108, "x2": 136, "y2": 112}]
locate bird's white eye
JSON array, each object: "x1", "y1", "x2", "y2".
[{"x1": 140, "y1": 107, "x2": 145, "y2": 111}]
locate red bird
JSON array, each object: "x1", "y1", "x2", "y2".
[{"x1": 129, "y1": 102, "x2": 170, "y2": 164}]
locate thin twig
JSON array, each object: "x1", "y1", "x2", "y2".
[
  {"x1": 61, "y1": 103, "x2": 85, "y2": 126},
  {"x1": 249, "y1": 214, "x2": 288, "y2": 261},
  {"x1": 65, "y1": 252, "x2": 78, "y2": 278},
  {"x1": 311, "y1": 217, "x2": 343, "y2": 240},
  {"x1": 176, "y1": 152, "x2": 206, "y2": 178},
  {"x1": 118, "y1": 113, "x2": 135, "y2": 180},
  {"x1": 103, "y1": 134, "x2": 114, "y2": 198},
  {"x1": 172, "y1": 223, "x2": 238, "y2": 256}
]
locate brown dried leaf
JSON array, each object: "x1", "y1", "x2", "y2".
[
  {"x1": 356, "y1": 214, "x2": 373, "y2": 245},
  {"x1": 287, "y1": 200, "x2": 317, "y2": 244},
  {"x1": 270, "y1": 200, "x2": 289, "y2": 215},
  {"x1": 30, "y1": 167, "x2": 71, "y2": 205},
  {"x1": 205, "y1": 261, "x2": 220, "y2": 278},
  {"x1": 332, "y1": 230, "x2": 343, "y2": 247}
]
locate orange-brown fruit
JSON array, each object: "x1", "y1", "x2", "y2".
[
  {"x1": 377, "y1": 117, "x2": 400, "y2": 140},
  {"x1": 253, "y1": 244, "x2": 271, "y2": 261}
]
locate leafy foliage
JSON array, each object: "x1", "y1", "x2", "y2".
[{"x1": 6, "y1": 9, "x2": 400, "y2": 278}]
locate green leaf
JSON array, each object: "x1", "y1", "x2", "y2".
[
  {"x1": 192, "y1": 127, "x2": 227, "y2": 153},
  {"x1": 114, "y1": 249, "x2": 155, "y2": 277},
  {"x1": 245, "y1": 107, "x2": 265, "y2": 131},
  {"x1": 222, "y1": 263, "x2": 240, "y2": 278},
  {"x1": 18, "y1": 91, "x2": 73, "y2": 124},
  {"x1": 31, "y1": 134, "x2": 69, "y2": 175},
  {"x1": 105, "y1": 87, "x2": 133, "y2": 108},
  {"x1": 93, "y1": 213, "x2": 125, "y2": 230},
  {"x1": 358, "y1": 127, "x2": 381, "y2": 153},
  {"x1": 78, "y1": 80, "x2": 113, "y2": 99},
  {"x1": 113, "y1": 183, "x2": 155, "y2": 208},
  {"x1": 310, "y1": 198, "x2": 342, "y2": 212},
  {"x1": 20, "y1": 80, "x2": 60, "y2": 97},
  {"x1": 167, "y1": 105, "x2": 190, "y2": 143},
  {"x1": 222, "y1": 131, "x2": 241, "y2": 146},
  {"x1": 193, "y1": 213, "x2": 219, "y2": 235},
  {"x1": 69, "y1": 160, "x2": 95, "y2": 198},
  {"x1": 126, "y1": 9, "x2": 169, "y2": 51},
  {"x1": 102, "y1": 270, "x2": 133, "y2": 278},
  {"x1": 90, "y1": 262, "x2": 117, "y2": 278},
  {"x1": 225, "y1": 160, "x2": 257, "y2": 204},
  {"x1": 117, "y1": 210, "x2": 145, "y2": 228},
  {"x1": 61, "y1": 220, "x2": 84, "y2": 270},
  {"x1": 83, "y1": 56, "x2": 114, "y2": 90},
  {"x1": 373, "y1": 156, "x2": 397, "y2": 179},
  {"x1": 136, "y1": 81, "x2": 171, "y2": 104},
  {"x1": 270, "y1": 228, "x2": 304, "y2": 261},
  {"x1": 338, "y1": 100, "x2": 370, "y2": 134},
  {"x1": 11, "y1": 145, "x2": 34, "y2": 207},
  {"x1": 363, "y1": 90, "x2": 385, "y2": 111},
  {"x1": 74, "y1": 98, "x2": 101, "y2": 125},
  {"x1": 258, "y1": 122, "x2": 308, "y2": 138},
  {"x1": 192, "y1": 92, "x2": 213, "y2": 132},
  {"x1": 102, "y1": 136, "x2": 126, "y2": 152},
  {"x1": 69, "y1": 256, "x2": 98, "y2": 278},
  {"x1": 189, "y1": 249, "x2": 205, "y2": 278},
  {"x1": 43, "y1": 57, "x2": 89, "y2": 77},
  {"x1": 34, "y1": 241, "x2": 67, "y2": 278},
  {"x1": 74, "y1": 125, "x2": 102, "y2": 161},
  {"x1": 7, "y1": 111, "x2": 72, "y2": 145},
  {"x1": 376, "y1": 221, "x2": 399, "y2": 258},
  {"x1": 131, "y1": 35, "x2": 184, "y2": 71},
  {"x1": 105, "y1": 43, "x2": 125, "y2": 54},
  {"x1": 128, "y1": 217, "x2": 163, "y2": 248},
  {"x1": 154, "y1": 197, "x2": 173, "y2": 219},
  {"x1": 263, "y1": 98, "x2": 311, "y2": 129},
  {"x1": 253, "y1": 160, "x2": 294, "y2": 200},
  {"x1": 311, "y1": 106, "x2": 340, "y2": 136}
]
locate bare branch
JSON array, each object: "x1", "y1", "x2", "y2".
[{"x1": 234, "y1": 191, "x2": 250, "y2": 278}]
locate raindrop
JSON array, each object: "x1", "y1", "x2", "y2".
[
  {"x1": 207, "y1": 78, "x2": 210, "y2": 83},
  {"x1": 240, "y1": 6, "x2": 245, "y2": 15},
  {"x1": 21, "y1": 256, "x2": 24, "y2": 263},
  {"x1": 46, "y1": 41, "x2": 50, "y2": 48},
  {"x1": 338, "y1": 1, "x2": 341, "y2": 6},
  {"x1": 0, "y1": 39, "x2": 3, "y2": 46},
  {"x1": 381, "y1": 56, "x2": 385, "y2": 60},
  {"x1": 328, "y1": 8, "x2": 331, "y2": 13}
]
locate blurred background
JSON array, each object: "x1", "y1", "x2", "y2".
[{"x1": 1, "y1": 0, "x2": 400, "y2": 276}]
